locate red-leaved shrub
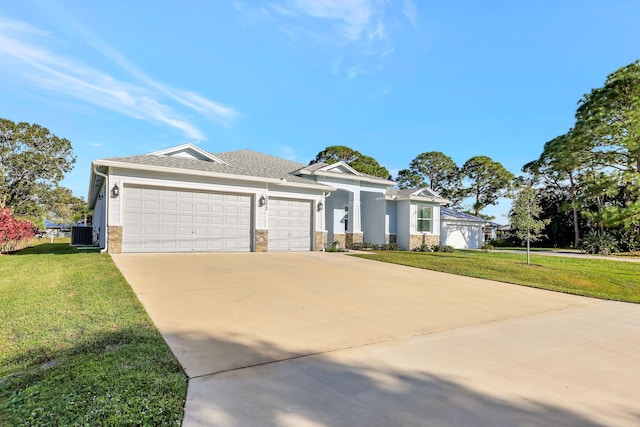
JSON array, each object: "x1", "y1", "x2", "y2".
[{"x1": 0, "y1": 208, "x2": 36, "y2": 253}]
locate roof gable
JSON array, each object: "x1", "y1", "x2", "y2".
[
  {"x1": 318, "y1": 162, "x2": 362, "y2": 176},
  {"x1": 149, "y1": 143, "x2": 227, "y2": 164}
]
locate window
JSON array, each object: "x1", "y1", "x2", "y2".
[
  {"x1": 417, "y1": 206, "x2": 432, "y2": 232},
  {"x1": 344, "y1": 205, "x2": 349, "y2": 231}
]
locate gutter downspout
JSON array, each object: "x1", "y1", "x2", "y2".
[
  {"x1": 321, "y1": 191, "x2": 331, "y2": 251},
  {"x1": 93, "y1": 165, "x2": 109, "y2": 254}
]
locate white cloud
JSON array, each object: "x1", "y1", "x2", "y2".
[
  {"x1": 0, "y1": 17, "x2": 238, "y2": 139},
  {"x1": 241, "y1": 0, "x2": 419, "y2": 78}
]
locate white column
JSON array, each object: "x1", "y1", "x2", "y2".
[{"x1": 348, "y1": 191, "x2": 362, "y2": 233}]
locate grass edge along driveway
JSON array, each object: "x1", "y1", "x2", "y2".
[
  {"x1": 352, "y1": 250, "x2": 640, "y2": 303},
  {"x1": 0, "y1": 242, "x2": 187, "y2": 426}
]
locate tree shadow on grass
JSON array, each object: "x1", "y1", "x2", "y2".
[
  {"x1": 171, "y1": 332, "x2": 636, "y2": 427},
  {"x1": 8, "y1": 243, "x2": 100, "y2": 256},
  {"x1": 0, "y1": 326, "x2": 187, "y2": 426}
]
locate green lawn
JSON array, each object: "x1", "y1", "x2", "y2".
[
  {"x1": 0, "y1": 242, "x2": 187, "y2": 426},
  {"x1": 352, "y1": 250, "x2": 640, "y2": 303}
]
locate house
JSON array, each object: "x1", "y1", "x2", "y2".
[
  {"x1": 88, "y1": 143, "x2": 459, "y2": 253},
  {"x1": 439, "y1": 208, "x2": 489, "y2": 249}
]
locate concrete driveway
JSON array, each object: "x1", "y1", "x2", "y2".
[{"x1": 112, "y1": 252, "x2": 640, "y2": 427}]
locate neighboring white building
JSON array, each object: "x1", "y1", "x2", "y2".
[
  {"x1": 439, "y1": 207, "x2": 488, "y2": 249},
  {"x1": 88, "y1": 143, "x2": 481, "y2": 253}
]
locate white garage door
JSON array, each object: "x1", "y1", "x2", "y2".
[
  {"x1": 441, "y1": 222, "x2": 484, "y2": 249},
  {"x1": 122, "y1": 185, "x2": 251, "y2": 253},
  {"x1": 268, "y1": 198, "x2": 312, "y2": 251}
]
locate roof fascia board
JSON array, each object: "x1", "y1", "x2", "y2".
[
  {"x1": 93, "y1": 159, "x2": 334, "y2": 191},
  {"x1": 148, "y1": 143, "x2": 228, "y2": 164},
  {"x1": 311, "y1": 170, "x2": 395, "y2": 186},
  {"x1": 319, "y1": 161, "x2": 362, "y2": 176}
]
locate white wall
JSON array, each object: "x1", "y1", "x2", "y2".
[
  {"x1": 396, "y1": 200, "x2": 411, "y2": 250},
  {"x1": 361, "y1": 191, "x2": 386, "y2": 244},
  {"x1": 92, "y1": 183, "x2": 106, "y2": 249}
]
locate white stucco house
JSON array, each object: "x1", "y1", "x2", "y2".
[{"x1": 88, "y1": 143, "x2": 479, "y2": 253}]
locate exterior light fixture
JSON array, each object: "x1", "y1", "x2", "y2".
[
  {"x1": 258, "y1": 195, "x2": 267, "y2": 207},
  {"x1": 317, "y1": 202, "x2": 324, "y2": 211},
  {"x1": 111, "y1": 183, "x2": 120, "y2": 198}
]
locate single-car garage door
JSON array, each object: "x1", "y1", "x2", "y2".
[
  {"x1": 441, "y1": 222, "x2": 484, "y2": 249},
  {"x1": 268, "y1": 198, "x2": 312, "y2": 251},
  {"x1": 122, "y1": 185, "x2": 251, "y2": 253}
]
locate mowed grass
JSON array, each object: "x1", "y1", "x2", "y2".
[
  {"x1": 0, "y1": 241, "x2": 187, "y2": 426},
  {"x1": 352, "y1": 250, "x2": 640, "y2": 303}
]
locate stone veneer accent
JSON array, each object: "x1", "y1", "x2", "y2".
[
  {"x1": 108, "y1": 226, "x2": 123, "y2": 254},
  {"x1": 345, "y1": 232, "x2": 364, "y2": 249},
  {"x1": 255, "y1": 229, "x2": 268, "y2": 252},
  {"x1": 314, "y1": 231, "x2": 328, "y2": 251},
  {"x1": 332, "y1": 233, "x2": 346, "y2": 249},
  {"x1": 409, "y1": 234, "x2": 439, "y2": 250}
]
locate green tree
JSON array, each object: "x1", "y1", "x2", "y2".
[
  {"x1": 396, "y1": 152, "x2": 463, "y2": 204},
  {"x1": 44, "y1": 187, "x2": 90, "y2": 226},
  {"x1": 0, "y1": 118, "x2": 76, "y2": 222},
  {"x1": 461, "y1": 156, "x2": 514, "y2": 216},
  {"x1": 311, "y1": 146, "x2": 390, "y2": 179},
  {"x1": 396, "y1": 168, "x2": 425, "y2": 189},
  {"x1": 523, "y1": 130, "x2": 587, "y2": 248},
  {"x1": 574, "y1": 60, "x2": 640, "y2": 230},
  {"x1": 510, "y1": 184, "x2": 549, "y2": 265}
]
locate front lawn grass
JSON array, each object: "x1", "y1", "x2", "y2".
[
  {"x1": 0, "y1": 243, "x2": 187, "y2": 426},
  {"x1": 352, "y1": 250, "x2": 640, "y2": 303}
]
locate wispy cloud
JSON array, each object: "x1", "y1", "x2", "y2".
[
  {"x1": 0, "y1": 17, "x2": 238, "y2": 140},
  {"x1": 237, "y1": 0, "x2": 418, "y2": 78}
]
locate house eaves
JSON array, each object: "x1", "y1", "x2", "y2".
[
  {"x1": 297, "y1": 169, "x2": 396, "y2": 186},
  {"x1": 88, "y1": 159, "x2": 335, "y2": 207}
]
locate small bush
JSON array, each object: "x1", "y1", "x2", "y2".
[
  {"x1": 380, "y1": 243, "x2": 400, "y2": 251},
  {"x1": 413, "y1": 243, "x2": 433, "y2": 252},
  {"x1": 481, "y1": 243, "x2": 494, "y2": 252},
  {"x1": 431, "y1": 245, "x2": 455, "y2": 253},
  {"x1": 581, "y1": 231, "x2": 618, "y2": 256},
  {"x1": 489, "y1": 239, "x2": 512, "y2": 248}
]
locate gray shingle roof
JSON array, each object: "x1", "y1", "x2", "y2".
[
  {"x1": 440, "y1": 207, "x2": 487, "y2": 222},
  {"x1": 104, "y1": 150, "x2": 313, "y2": 184}
]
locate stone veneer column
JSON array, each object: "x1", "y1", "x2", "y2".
[
  {"x1": 409, "y1": 234, "x2": 439, "y2": 250},
  {"x1": 107, "y1": 226, "x2": 123, "y2": 254},
  {"x1": 314, "y1": 231, "x2": 328, "y2": 251},
  {"x1": 255, "y1": 229, "x2": 268, "y2": 252},
  {"x1": 345, "y1": 232, "x2": 364, "y2": 249},
  {"x1": 332, "y1": 233, "x2": 346, "y2": 249}
]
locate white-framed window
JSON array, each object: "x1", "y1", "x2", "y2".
[{"x1": 417, "y1": 206, "x2": 432, "y2": 233}]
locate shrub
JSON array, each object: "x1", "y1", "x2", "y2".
[
  {"x1": 0, "y1": 208, "x2": 36, "y2": 253},
  {"x1": 413, "y1": 243, "x2": 432, "y2": 252},
  {"x1": 581, "y1": 231, "x2": 618, "y2": 256},
  {"x1": 380, "y1": 243, "x2": 400, "y2": 251},
  {"x1": 431, "y1": 244, "x2": 454, "y2": 253},
  {"x1": 489, "y1": 239, "x2": 513, "y2": 248},
  {"x1": 481, "y1": 243, "x2": 494, "y2": 252}
]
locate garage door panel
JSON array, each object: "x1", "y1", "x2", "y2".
[
  {"x1": 268, "y1": 198, "x2": 311, "y2": 252},
  {"x1": 123, "y1": 185, "x2": 251, "y2": 253}
]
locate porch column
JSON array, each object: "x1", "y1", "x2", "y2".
[{"x1": 346, "y1": 191, "x2": 363, "y2": 248}]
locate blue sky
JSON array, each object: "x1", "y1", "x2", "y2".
[{"x1": 1, "y1": 1, "x2": 639, "y2": 222}]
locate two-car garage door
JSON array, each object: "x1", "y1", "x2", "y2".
[
  {"x1": 122, "y1": 185, "x2": 251, "y2": 253},
  {"x1": 121, "y1": 186, "x2": 312, "y2": 253}
]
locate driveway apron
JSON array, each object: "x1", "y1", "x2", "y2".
[{"x1": 112, "y1": 252, "x2": 640, "y2": 427}]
